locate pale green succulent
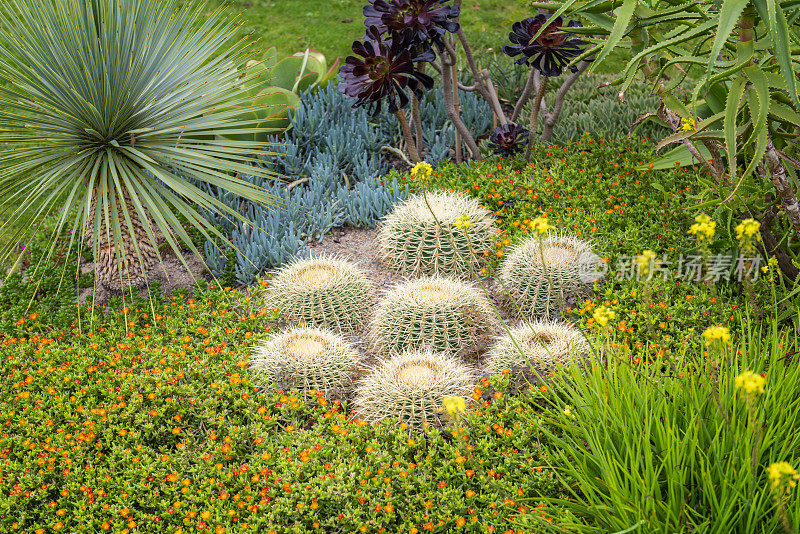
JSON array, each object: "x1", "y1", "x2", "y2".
[
  {"x1": 485, "y1": 320, "x2": 590, "y2": 379},
  {"x1": 498, "y1": 233, "x2": 604, "y2": 318}
]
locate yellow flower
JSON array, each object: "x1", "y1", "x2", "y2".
[
  {"x1": 454, "y1": 215, "x2": 472, "y2": 230},
  {"x1": 702, "y1": 326, "x2": 731, "y2": 347},
  {"x1": 688, "y1": 213, "x2": 716, "y2": 243},
  {"x1": 681, "y1": 116, "x2": 696, "y2": 131},
  {"x1": 735, "y1": 218, "x2": 761, "y2": 240},
  {"x1": 443, "y1": 396, "x2": 466, "y2": 416},
  {"x1": 767, "y1": 462, "x2": 799, "y2": 496},
  {"x1": 634, "y1": 249, "x2": 659, "y2": 277},
  {"x1": 563, "y1": 405, "x2": 575, "y2": 418},
  {"x1": 592, "y1": 306, "x2": 615, "y2": 327},
  {"x1": 410, "y1": 161, "x2": 433, "y2": 183},
  {"x1": 530, "y1": 215, "x2": 554, "y2": 235},
  {"x1": 735, "y1": 370, "x2": 765, "y2": 396}
]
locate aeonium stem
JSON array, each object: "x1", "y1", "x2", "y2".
[
  {"x1": 525, "y1": 75, "x2": 548, "y2": 162},
  {"x1": 395, "y1": 108, "x2": 421, "y2": 164}
]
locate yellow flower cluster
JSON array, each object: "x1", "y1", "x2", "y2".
[
  {"x1": 410, "y1": 161, "x2": 433, "y2": 183},
  {"x1": 530, "y1": 215, "x2": 554, "y2": 235},
  {"x1": 592, "y1": 306, "x2": 615, "y2": 327},
  {"x1": 735, "y1": 370, "x2": 765, "y2": 396},
  {"x1": 688, "y1": 213, "x2": 715, "y2": 243},
  {"x1": 442, "y1": 396, "x2": 466, "y2": 416},
  {"x1": 681, "y1": 116, "x2": 696, "y2": 132},
  {"x1": 767, "y1": 462, "x2": 799, "y2": 496},
  {"x1": 701, "y1": 325, "x2": 730, "y2": 347},
  {"x1": 735, "y1": 218, "x2": 761, "y2": 254},
  {"x1": 634, "y1": 249, "x2": 658, "y2": 277},
  {"x1": 454, "y1": 215, "x2": 472, "y2": 230}
]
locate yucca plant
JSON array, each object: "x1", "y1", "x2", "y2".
[{"x1": 0, "y1": 0, "x2": 278, "y2": 291}]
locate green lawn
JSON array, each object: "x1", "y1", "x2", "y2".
[{"x1": 203, "y1": 0, "x2": 531, "y2": 65}]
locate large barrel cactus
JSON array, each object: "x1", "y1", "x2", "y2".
[
  {"x1": 498, "y1": 233, "x2": 603, "y2": 318},
  {"x1": 265, "y1": 255, "x2": 375, "y2": 334},
  {"x1": 485, "y1": 320, "x2": 590, "y2": 380},
  {"x1": 353, "y1": 349, "x2": 475, "y2": 427},
  {"x1": 251, "y1": 326, "x2": 360, "y2": 396},
  {"x1": 369, "y1": 276, "x2": 499, "y2": 356},
  {"x1": 378, "y1": 191, "x2": 498, "y2": 277}
]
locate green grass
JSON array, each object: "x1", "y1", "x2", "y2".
[{"x1": 202, "y1": 0, "x2": 530, "y2": 64}]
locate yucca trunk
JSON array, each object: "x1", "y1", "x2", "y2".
[{"x1": 86, "y1": 191, "x2": 159, "y2": 291}]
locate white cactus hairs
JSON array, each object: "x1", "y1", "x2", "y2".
[
  {"x1": 353, "y1": 348, "x2": 476, "y2": 427},
  {"x1": 368, "y1": 275, "x2": 500, "y2": 356},
  {"x1": 498, "y1": 231, "x2": 604, "y2": 319},
  {"x1": 265, "y1": 254, "x2": 375, "y2": 334},
  {"x1": 251, "y1": 326, "x2": 360, "y2": 396},
  {"x1": 484, "y1": 320, "x2": 590, "y2": 378},
  {"x1": 378, "y1": 191, "x2": 498, "y2": 277}
]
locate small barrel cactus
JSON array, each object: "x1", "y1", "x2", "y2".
[
  {"x1": 354, "y1": 349, "x2": 475, "y2": 427},
  {"x1": 498, "y1": 233, "x2": 604, "y2": 318},
  {"x1": 378, "y1": 191, "x2": 498, "y2": 277},
  {"x1": 265, "y1": 255, "x2": 375, "y2": 333},
  {"x1": 369, "y1": 276, "x2": 499, "y2": 356},
  {"x1": 485, "y1": 321, "x2": 590, "y2": 381},
  {"x1": 251, "y1": 326, "x2": 360, "y2": 396}
]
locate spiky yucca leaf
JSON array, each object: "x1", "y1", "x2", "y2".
[
  {"x1": 485, "y1": 320, "x2": 590, "y2": 379},
  {"x1": 378, "y1": 191, "x2": 498, "y2": 277},
  {"x1": 354, "y1": 349, "x2": 474, "y2": 427},
  {"x1": 369, "y1": 276, "x2": 499, "y2": 355},
  {"x1": 498, "y1": 233, "x2": 604, "y2": 318},
  {"x1": 0, "y1": 0, "x2": 279, "y2": 290},
  {"x1": 251, "y1": 326, "x2": 360, "y2": 396},
  {"x1": 266, "y1": 256, "x2": 375, "y2": 334}
]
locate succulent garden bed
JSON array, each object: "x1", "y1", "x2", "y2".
[{"x1": 1, "y1": 0, "x2": 800, "y2": 532}]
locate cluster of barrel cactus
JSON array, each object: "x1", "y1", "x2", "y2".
[
  {"x1": 378, "y1": 191, "x2": 498, "y2": 277},
  {"x1": 251, "y1": 190, "x2": 603, "y2": 427}
]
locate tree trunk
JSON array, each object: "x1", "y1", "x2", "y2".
[{"x1": 86, "y1": 189, "x2": 158, "y2": 291}]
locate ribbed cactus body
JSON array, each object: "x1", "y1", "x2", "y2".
[
  {"x1": 499, "y1": 234, "x2": 602, "y2": 318},
  {"x1": 485, "y1": 321, "x2": 590, "y2": 378},
  {"x1": 251, "y1": 326, "x2": 360, "y2": 396},
  {"x1": 353, "y1": 349, "x2": 475, "y2": 427},
  {"x1": 379, "y1": 191, "x2": 498, "y2": 277},
  {"x1": 369, "y1": 276, "x2": 498, "y2": 356},
  {"x1": 266, "y1": 256, "x2": 375, "y2": 333}
]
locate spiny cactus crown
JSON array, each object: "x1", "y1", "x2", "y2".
[
  {"x1": 379, "y1": 191, "x2": 498, "y2": 277},
  {"x1": 251, "y1": 326, "x2": 360, "y2": 396},
  {"x1": 369, "y1": 276, "x2": 499, "y2": 356},
  {"x1": 266, "y1": 255, "x2": 375, "y2": 333},
  {"x1": 485, "y1": 320, "x2": 590, "y2": 378},
  {"x1": 353, "y1": 348, "x2": 475, "y2": 427},
  {"x1": 498, "y1": 233, "x2": 603, "y2": 318}
]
